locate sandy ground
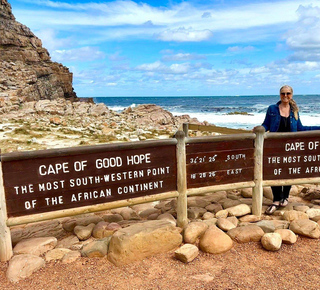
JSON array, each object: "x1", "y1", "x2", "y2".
[{"x1": 1, "y1": 236, "x2": 320, "y2": 290}]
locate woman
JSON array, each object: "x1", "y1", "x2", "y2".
[{"x1": 261, "y1": 85, "x2": 320, "y2": 214}]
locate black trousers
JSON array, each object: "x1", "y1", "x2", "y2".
[{"x1": 271, "y1": 185, "x2": 291, "y2": 202}]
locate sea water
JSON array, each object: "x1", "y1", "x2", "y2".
[{"x1": 92, "y1": 95, "x2": 320, "y2": 130}]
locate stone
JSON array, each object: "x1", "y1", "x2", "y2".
[
  {"x1": 216, "y1": 218, "x2": 236, "y2": 232},
  {"x1": 222, "y1": 199, "x2": 241, "y2": 209},
  {"x1": 239, "y1": 215, "x2": 261, "y2": 223},
  {"x1": 62, "y1": 251, "x2": 81, "y2": 264},
  {"x1": 289, "y1": 219, "x2": 320, "y2": 239},
  {"x1": 187, "y1": 196, "x2": 211, "y2": 208},
  {"x1": 157, "y1": 213, "x2": 177, "y2": 226},
  {"x1": 282, "y1": 210, "x2": 309, "y2": 222},
  {"x1": 261, "y1": 233, "x2": 282, "y2": 251},
  {"x1": 81, "y1": 240, "x2": 109, "y2": 258},
  {"x1": 45, "y1": 248, "x2": 71, "y2": 262},
  {"x1": 63, "y1": 216, "x2": 103, "y2": 232},
  {"x1": 215, "y1": 209, "x2": 228, "y2": 218},
  {"x1": 139, "y1": 208, "x2": 161, "y2": 218},
  {"x1": 205, "y1": 202, "x2": 223, "y2": 213},
  {"x1": 306, "y1": 208, "x2": 320, "y2": 219},
  {"x1": 255, "y1": 220, "x2": 276, "y2": 233},
  {"x1": 241, "y1": 188, "x2": 252, "y2": 198},
  {"x1": 183, "y1": 222, "x2": 209, "y2": 244},
  {"x1": 187, "y1": 207, "x2": 207, "y2": 219},
  {"x1": 272, "y1": 220, "x2": 290, "y2": 230},
  {"x1": 294, "y1": 205, "x2": 310, "y2": 213},
  {"x1": 274, "y1": 229, "x2": 297, "y2": 244},
  {"x1": 56, "y1": 235, "x2": 79, "y2": 249},
  {"x1": 175, "y1": 244, "x2": 199, "y2": 263},
  {"x1": 13, "y1": 237, "x2": 57, "y2": 256},
  {"x1": 102, "y1": 213, "x2": 123, "y2": 223},
  {"x1": 203, "y1": 218, "x2": 218, "y2": 227},
  {"x1": 6, "y1": 254, "x2": 45, "y2": 283},
  {"x1": 202, "y1": 212, "x2": 215, "y2": 220},
  {"x1": 227, "y1": 225, "x2": 264, "y2": 243},
  {"x1": 263, "y1": 187, "x2": 273, "y2": 200},
  {"x1": 202, "y1": 191, "x2": 227, "y2": 203},
  {"x1": 108, "y1": 220, "x2": 182, "y2": 266},
  {"x1": 10, "y1": 220, "x2": 65, "y2": 246},
  {"x1": 227, "y1": 216, "x2": 239, "y2": 226},
  {"x1": 131, "y1": 202, "x2": 157, "y2": 214},
  {"x1": 120, "y1": 207, "x2": 141, "y2": 220},
  {"x1": 227, "y1": 204, "x2": 251, "y2": 217},
  {"x1": 92, "y1": 221, "x2": 110, "y2": 239},
  {"x1": 74, "y1": 223, "x2": 95, "y2": 241},
  {"x1": 199, "y1": 225, "x2": 233, "y2": 254}
]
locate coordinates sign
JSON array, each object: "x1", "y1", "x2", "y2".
[
  {"x1": 2, "y1": 144, "x2": 177, "y2": 217},
  {"x1": 186, "y1": 139, "x2": 254, "y2": 188},
  {"x1": 263, "y1": 137, "x2": 320, "y2": 180}
]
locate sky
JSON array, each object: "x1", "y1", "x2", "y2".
[{"x1": 8, "y1": 0, "x2": 320, "y2": 97}]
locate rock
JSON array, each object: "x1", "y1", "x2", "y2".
[
  {"x1": 108, "y1": 220, "x2": 182, "y2": 266},
  {"x1": 13, "y1": 237, "x2": 57, "y2": 256},
  {"x1": 92, "y1": 221, "x2": 110, "y2": 239},
  {"x1": 294, "y1": 205, "x2": 310, "y2": 213},
  {"x1": 157, "y1": 213, "x2": 177, "y2": 226},
  {"x1": 241, "y1": 188, "x2": 252, "y2": 198},
  {"x1": 139, "y1": 208, "x2": 161, "y2": 218},
  {"x1": 120, "y1": 207, "x2": 141, "y2": 220},
  {"x1": 74, "y1": 223, "x2": 95, "y2": 241},
  {"x1": 227, "y1": 216, "x2": 239, "y2": 226},
  {"x1": 6, "y1": 254, "x2": 45, "y2": 283},
  {"x1": 227, "y1": 225, "x2": 264, "y2": 243},
  {"x1": 203, "y1": 191, "x2": 227, "y2": 203},
  {"x1": 227, "y1": 204, "x2": 251, "y2": 217},
  {"x1": 63, "y1": 216, "x2": 103, "y2": 232},
  {"x1": 215, "y1": 209, "x2": 228, "y2": 218},
  {"x1": 187, "y1": 196, "x2": 211, "y2": 208},
  {"x1": 282, "y1": 210, "x2": 309, "y2": 222},
  {"x1": 175, "y1": 244, "x2": 199, "y2": 263},
  {"x1": 199, "y1": 225, "x2": 233, "y2": 254},
  {"x1": 306, "y1": 208, "x2": 320, "y2": 219},
  {"x1": 289, "y1": 219, "x2": 320, "y2": 239},
  {"x1": 274, "y1": 229, "x2": 297, "y2": 244},
  {"x1": 222, "y1": 199, "x2": 241, "y2": 209},
  {"x1": 239, "y1": 215, "x2": 261, "y2": 223},
  {"x1": 102, "y1": 213, "x2": 123, "y2": 223},
  {"x1": 255, "y1": 220, "x2": 276, "y2": 233},
  {"x1": 81, "y1": 240, "x2": 109, "y2": 258},
  {"x1": 203, "y1": 218, "x2": 218, "y2": 227},
  {"x1": 56, "y1": 235, "x2": 79, "y2": 249},
  {"x1": 205, "y1": 202, "x2": 223, "y2": 213},
  {"x1": 62, "y1": 251, "x2": 81, "y2": 264},
  {"x1": 131, "y1": 202, "x2": 157, "y2": 214},
  {"x1": 261, "y1": 233, "x2": 282, "y2": 251},
  {"x1": 45, "y1": 248, "x2": 71, "y2": 262},
  {"x1": 216, "y1": 218, "x2": 236, "y2": 231},
  {"x1": 187, "y1": 207, "x2": 207, "y2": 219},
  {"x1": 202, "y1": 212, "x2": 215, "y2": 220},
  {"x1": 183, "y1": 222, "x2": 208, "y2": 244},
  {"x1": 272, "y1": 220, "x2": 290, "y2": 230},
  {"x1": 263, "y1": 187, "x2": 273, "y2": 200},
  {"x1": 10, "y1": 220, "x2": 65, "y2": 246}
]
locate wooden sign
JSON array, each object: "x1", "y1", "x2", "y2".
[
  {"x1": 1, "y1": 142, "x2": 177, "y2": 217},
  {"x1": 186, "y1": 139, "x2": 255, "y2": 188},
  {"x1": 264, "y1": 137, "x2": 320, "y2": 180}
]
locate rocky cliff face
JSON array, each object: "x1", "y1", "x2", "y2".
[{"x1": 0, "y1": 0, "x2": 78, "y2": 103}]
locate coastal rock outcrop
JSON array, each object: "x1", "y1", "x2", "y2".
[{"x1": 0, "y1": 0, "x2": 77, "y2": 103}]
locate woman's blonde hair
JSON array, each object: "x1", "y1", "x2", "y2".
[{"x1": 280, "y1": 85, "x2": 299, "y2": 120}]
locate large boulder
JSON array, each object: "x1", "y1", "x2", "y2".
[
  {"x1": 227, "y1": 225, "x2": 264, "y2": 243},
  {"x1": 13, "y1": 237, "x2": 57, "y2": 256},
  {"x1": 7, "y1": 254, "x2": 45, "y2": 282},
  {"x1": 199, "y1": 225, "x2": 233, "y2": 254},
  {"x1": 289, "y1": 219, "x2": 320, "y2": 239},
  {"x1": 108, "y1": 220, "x2": 182, "y2": 266}
]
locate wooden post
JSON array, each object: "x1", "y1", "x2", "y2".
[
  {"x1": 252, "y1": 126, "x2": 265, "y2": 216},
  {"x1": 0, "y1": 153, "x2": 13, "y2": 261},
  {"x1": 175, "y1": 131, "x2": 188, "y2": 228},
  {"x1": 183, "y1": 123, "x2": 189, "y2": 137}
]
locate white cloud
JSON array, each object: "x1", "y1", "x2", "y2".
[
  {"x1": 157, "y1": 27, "x2": 213, "y2": 42},
  {"x1": 51, "y1": 46, "x2": 105, "y2": 62},
  {"x1": 162, "y1": 52, "x2": 206, "y2": 61},
  {"x1": 34, "y1": 28, "x2": 73, "y2": 51},
  {"x1": 227, "y1": 46, "x2": 256, "y2": 53}
]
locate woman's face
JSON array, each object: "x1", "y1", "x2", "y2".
[{"x1": 280, "y1": 87, "x2": 293, "y2": 104}]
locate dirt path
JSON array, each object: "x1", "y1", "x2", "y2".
[{"x1": 1, "y1": 236, "x2": 319, "y2": 289}]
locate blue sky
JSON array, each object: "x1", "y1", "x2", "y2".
[{"x1": 8, "y1": 0, "x2": 320, "y2": 97}]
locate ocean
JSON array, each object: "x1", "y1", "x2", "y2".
[{"x1": 92, "y1": 95, "x2": 320, "y2": 130}]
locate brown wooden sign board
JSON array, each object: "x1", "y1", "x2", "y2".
[
  {"x1": 263, "y1": 137, "x2": 320, "y2": 180},
  {"x1": 186, "y1": 139, "x2": 255, "y2": 188},
  {"x1": 1, "y1": 144, "x2": 177, "y2": 217}
]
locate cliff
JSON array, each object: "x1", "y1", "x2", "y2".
[{"x1": 0, "y1": 0, "x2": 78, "y2": 103}]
